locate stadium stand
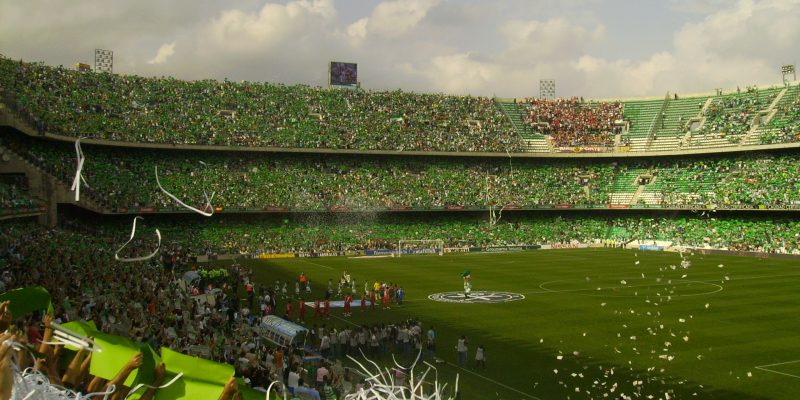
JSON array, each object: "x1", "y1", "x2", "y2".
[
  {"x1": 758, "y1": 83, "x2": 800, "y2": 145},
  {"x1": 4, "y1": 56, "x2": 800, "y2": 400},
  {"x1": 0, "y1": 180, "x2": 40, "y2": 212},
  {"x1": 4, "y1": 131, "x2": 800, "y2": 212},
  {"x1": 2, "y1": 56, "x2": 799, "y2": 154},
  {"x1": 0, "y1": 57, "x2": 522, "y2": 153},
  {"x1": 521, "y1": 97, "x2": 623, "y2": 148}
]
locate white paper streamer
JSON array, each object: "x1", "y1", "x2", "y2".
[
  {"x1": 70, "y1": 138, "x2": 90, "y2": 202},
  {"x1": 124, "y1": 372, "x2": 183, "y2": 399},
  {"x1": 114, "y1": 216, "x2": 162, "y2": 262},
  {"x1": 6, "y1": 344, "x2": 117, "y2": 400},
  {"x1": 154, "y1": 166, "x2": 215, "y2": 216},
  {"x1": 40, "y1": 324, "x2": 102, "y2": 354},
  {"x1": 344, "y1": 349, "x2": 458, "y2": 400}
]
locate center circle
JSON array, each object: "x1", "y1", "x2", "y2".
[{"x1": 428, "y1": 290, "x2": 526, "y2": 303}]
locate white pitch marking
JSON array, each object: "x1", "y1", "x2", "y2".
[
  {"x1": 700, "y1": 272, "x2": 800, "y2": 283},
  {"x1": 531, "y1": 279, "x2": 723, "y2": 297},
  {"x1": 443, "y1": 360, "x2": 543, "y2": 399},
  {"x1": 298, "y1": 259, "x2": 334, "y2": 270},
  {"x1": 755, "y1": 359, "x2": 800, "y2": 368},
  {"x1": 754, "y1": 360, "x2": 800, "y2": 379}
]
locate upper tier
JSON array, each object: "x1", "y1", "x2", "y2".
[{"x1": 1, "y1": 57, "x2": 798, "y2": 155}]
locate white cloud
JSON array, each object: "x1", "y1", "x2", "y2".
[
  {"x1": 500, "y1": 18, "x2": 605, "y2": 63},
  {"x1": 422, "y1": 53, "x2": 501, "y2": 95},
  {"x1": 207, "y1": 0, "x2": 337, "y2": 51},
  {"x1": 2, "y1": 0, "x2": 799, "y2": 99},
  {"x1": 363, "y1": 0, "x2": 440, "y2": 38},
  {"x1": 346, "y1": 17, "x2": 369, "y2": 43},
  {"x1": 147, "y1": 42, "x2": 175, "y2": 64}
]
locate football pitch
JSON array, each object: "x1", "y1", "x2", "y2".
[{"x1": 227, "y1": 248, "x2": 800, "y2": 399}]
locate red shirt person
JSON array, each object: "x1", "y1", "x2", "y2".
[
  {"x1": 314, "y1": 298, "x2": 322, "y2": 318},
  {"x1": 343, "y1": 294, "x2": 352, "y2": 316},
  {"x1": 298, "y1": 299, "x2": 306, "y2": 322},
  {"x1": 285, "y1": 301, "x2": 293, "y2": 320}
]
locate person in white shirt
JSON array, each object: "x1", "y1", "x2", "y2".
[
  {"x1": 475, "y1": 345, "x2": 485, "y2": 369},
  {"x1": 287, "y1": 365, "x2": 301, "y2": 396},
  {"x1": 426, "y1": 326, "x2": 436, "y2": 358},
  {"x1": 320, "y1": 333, "x2": 331, "y2": 358},
  {"x1": 456, "y1": 335, "x2": 468, "y2": 367}
]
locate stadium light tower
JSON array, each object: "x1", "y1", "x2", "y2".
[
  {"x1": 94, "y1": 49, "x2": 113, "y2": 73},
  {"x1": 540, "y1": 79, "x2": 556, "y2": 100},
  {"x1": 782, "y1": 64, "x2": 796, "y2": 84}
]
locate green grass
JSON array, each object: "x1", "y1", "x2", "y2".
[{"x1": 217, "y1": 249, "x2": 800, "y2": 400}]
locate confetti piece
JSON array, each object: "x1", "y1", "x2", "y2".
[
  {"x1": 678, "y1": 318, "x2": 686, "y2": 323},
  {"x1": 620, "y1": 280, "x2": 627, "y2": 285},
  {"x1": 718, "y1": 264, "x2": 724, "y2": 268},
  {"x1": 747, "y1": 371, "x2": 752, "y2": 377},
  {"x1": 556, "y1": 355, "x2": 563, "y2": 360},
  {"x1": 705, "y1": 303, "x2": 710, "y2": 308},
  {"x1": 635, "y1": 261, "x2": 640, "y2": 265}
]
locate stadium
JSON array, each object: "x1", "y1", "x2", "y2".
[{"x1": 1, "y1": 1, "x2": 800, "y2": 399}]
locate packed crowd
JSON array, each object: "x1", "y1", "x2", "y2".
[
  {"x1": 58, "y1": 212, "x2": 800, "y2": 256},
  {"x1": 6, "y1": 132, "x2": 800, "y2": 211},
  {"x1": 0, "y1": 57, "x2": 522, "y2": 153},
  {"x1": 523, "y1": 98, "x2": 623, "y2": 147},
  {"x1": 760, "y1": 90, "x2": 800, "y2": 144},
  {"x1": 648, "y1": 154, "x2": 800, "y2": 208},
  {"x1": 2, "y1": 132, "x2": 613, "y2": 210},
  {"x1": 699, "y1": 87, "x2": 776, "y2": 141},
  {"x1": 0, "y1": 221, "x2": 390, "y2": 399},
  {"x1": 0, "y1": 180, "x2": 40, "y2": 211}
]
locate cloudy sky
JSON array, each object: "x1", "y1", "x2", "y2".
[{"x1": 1, "y1": 0, "x2": 798, "y2": 98}]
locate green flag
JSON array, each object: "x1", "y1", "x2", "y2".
[
  {"x1": 154, "y1": 348, "x2": 234, "y2": 400},
  {"x1": 89, "y1": 332, "x2": 147, "y2": 387},
  {"x1": 0, "y1": 286, "x2": 53, "y2": 317}
]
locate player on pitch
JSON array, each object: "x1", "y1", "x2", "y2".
[{"x1": 462, "y1": 271, "x2": 472, "y2": 298}]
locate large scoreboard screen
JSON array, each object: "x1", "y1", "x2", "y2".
[{"x1": 329, "y1": 62, "x2": 358, "y2": 86}]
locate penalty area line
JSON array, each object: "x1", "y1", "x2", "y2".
[{"x1": 755, "y1": 359, "x2": 800, "y2": 379}]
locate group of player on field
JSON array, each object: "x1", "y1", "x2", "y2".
[{"x1": 267, "y1": 271, "x2": 405, "y2": 323}]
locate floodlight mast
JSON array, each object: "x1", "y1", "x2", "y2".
[
  {"x1": 781, "y1": 64, "x2": 796, "y2": 84},
  {"x1": 94, "y1": 49, "x2": 113, "y2": 73},
  {"x1": 540, "y1": 79, "x2": 556, "y2": 100}
]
